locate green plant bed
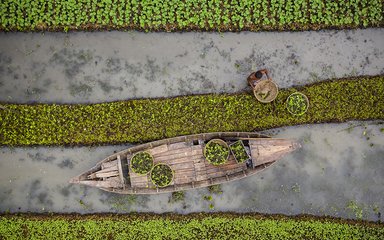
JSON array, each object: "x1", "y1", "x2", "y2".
[
  {"x1": 0, "y1": 75, "x2": 383, "y2": 146},
  {"x1": 229, "y1": 140, "x2": 250, "y2": 163},
  {"x1": 150, "y1": 164, "x2": 173, "y2": 188},
  {"x1": 286, "y1": 92, "x2": 309, "y2": 116},
  {"x1": 204, "y1": 139, "x2": 230, "y2": 166},
  {"x1": 130, "y1": 152, "x2": 153, "y2": 175},
  {"x1": 1, "y1": 213, "x2": 383, "y2": 239},
  {"x1": 0, "y1": 0, "x2": 383, "y2": 32}
]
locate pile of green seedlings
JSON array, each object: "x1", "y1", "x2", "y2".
[
  {"x1": 204, "y1": 140, "x2": 230, "y2": 165},
  {"x1": 130, "y1": 152, "x2": 154, "y2": 175},
  {"x1": 286, "y1": 92, "x2": 309, "y2": 116},
  {"x1": 0, "y1": 213, "x2": 383, "y2": 239},
  {"x1": 150, "y1": 164, "x2": 174, "y2": 187},
  {"x1": 230, "y1": 140, "x2": 250, "y2": 163},
  {"x1": 0, "y1": 75, "x2": 383, "y2": 146},
  {"x1": 0, "y1": 0, "x2": 382, "y2": 31}
]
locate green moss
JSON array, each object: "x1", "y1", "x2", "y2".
[
  {"x1": 0, "y1": 213, "x2": 383, "y2": 239},
  {"x1": 0, "y1": 75, "x2": 384, "y2": 146},
  {"x1": 0, "y1": 0, "x2": 383, "y2": 32}
]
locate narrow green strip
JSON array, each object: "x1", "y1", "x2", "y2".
[
  {"x1": 1, "y1": 76, "x2": 383, "y2": 146},
  {"x1": 0, "y1": 213, "x2": 383, "y2": 239},
  {"x1": 0, "y1": 0, "x2": 382, "y2": 32}
]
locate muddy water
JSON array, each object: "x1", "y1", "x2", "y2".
[
  {"x1": 0, "y1": 122, "x2": 383, "y2": 221},
  {"x1": 0, "y1": 29, "x2": 383, "y2": 104},
  {"x1": 0, "y1": 30, "x2": 383, "y2": 221}
]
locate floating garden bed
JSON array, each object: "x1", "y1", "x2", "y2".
[
  {"x1": 150, "y1": 164, "x2": 174, "y2": 188},
  {"x1": 229, "y1": 140, "x2": 250, "y2": 163},
  {"x1": 0, "y1": 75, "x2": 383, "y2": 146},
  {"x1": 204, "y1": 139, "x2": 230, "y2": 166},
  {"x1": 0, "y1": 0, "x2": 383, "y2": 32},
  {"x1": 0, "y1": 213, "x2": 383, "y2": 239},
  {"x1": 286, "y1": 92, "x2": 309, "y2": 116},
  {"x1": 130, "y1": 152, "x2": 154, "y2": 175}
]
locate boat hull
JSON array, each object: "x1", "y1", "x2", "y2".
[{"x1": 70, "y1": 132, "x2": 300, "y2": 194}]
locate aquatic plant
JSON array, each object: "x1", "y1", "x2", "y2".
[
  {"x1": 230, "y1": 140, "x2": 250, "y2": 163},
  {"x1": 286, "y1": 92, "x2": 309, "y2": 116},
  {"x1": 0, "y1": 0, "x2": 382, "y2": 32},
  {"x1": 203, "y1": 195, "x2": 213, "y2": 201},
  {"x1": 169, "y1": 191, "x2": 185, "y2": 203},
  {"x1": 208, "y1": 185, "x2": 223, "y2": 195},
  {"x1": 1, "y1": 213, "x2": 383, "y2": 239},
  {"x1": 0, "y1": 75, "x2": 383, "y2": 146},
  {"x1": 130, "y1": 152, "x2": 153, "y2": 175},
  {"x1": 204, "y1": 139, "x2": 229, "y2": 166},
  {"x1": 150, "y1": 164, "x2": 173, "y2": 188}
]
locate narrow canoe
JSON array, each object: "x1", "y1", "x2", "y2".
[{"x1": 69, "y1": 132, "x2": 301, "y2": 194}]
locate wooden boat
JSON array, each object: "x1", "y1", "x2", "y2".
[{"x1": 69, "y1": 132, "x2": 301, "y2": 194}]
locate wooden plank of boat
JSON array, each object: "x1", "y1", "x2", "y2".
[
  {"x1": 147, "y1": 144, "x2": 168, "y2": 156},
  {"x1": 168, "y1": 142, "x2": 190, "y2": 150},
  {"x1": 249, "y1": 139, "x2": 296, "y2": 166},
  {"x1": 79, "y1": 177, "x2": 122, "y2": 189},
  {"x1": 159, "y1": 155, "x2": 204, "y2": 166},
  {"x1": 95, "y1": 171, "x2": 119, "y2": 178},
  {"x1": 117, "y1": 155, "x2": 125, "y2": 189},
  {"x1": 101, "y1": 160, "x2": 117, "y2": 169},
  {"x1": 95, "y1": 165, "x2": 118, "y2": 174},
  {"x1": 174, "y1": 168, "x2": 196, "y2": 184},
  {"x1": 153, "y1": 150, "x2": 192, "y2": 162}
]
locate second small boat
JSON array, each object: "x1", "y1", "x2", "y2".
[{"x1": 70, "y1": 132, "x2": 301, "y2": 194}]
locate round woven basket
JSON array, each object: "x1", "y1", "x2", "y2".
[
  {"x1": 129, "y1": 151, "x2": 154, "y2": 176},
  {"x1": 253, "y1": 79, "x2": 279, "y2": 103},
  {"x1": 286, "y1": 92, "x2": 309, "y2": 116},
  {"x1": 150, "y1": 163, "x2": 174, "y2": 188},
  {"x1": 203, "y1": 139, "x2": 230, "y2": 166}
]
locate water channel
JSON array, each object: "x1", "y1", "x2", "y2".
[{"x1": 0, "y1": 29, "x2": 383, "y2": 221}]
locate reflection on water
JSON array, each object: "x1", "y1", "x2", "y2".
[{"x1": 0, "y1": 121, "x2": 383, "y2": 221}]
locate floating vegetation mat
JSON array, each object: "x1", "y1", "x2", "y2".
[
  {"x1": 0, "y1": 213, "x2": 383, "y2": 239},
  {"x1": 0, "y1": 75, "x2": 383, "y2": 146},
  {"x1": 0, "y1": 0, "x2": 383, "y2": 32}
]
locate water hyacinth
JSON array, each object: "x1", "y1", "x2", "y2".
[
  {"x1": 0, "y1": 76, "x2": 383, "y2": 146},
  {"x1": 1, "y1": 213, "x2": 383, "y2": 239}
]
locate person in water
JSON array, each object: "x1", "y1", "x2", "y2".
[{"x1": 247, "y1": 69, "x2": 271, "y2": 88}]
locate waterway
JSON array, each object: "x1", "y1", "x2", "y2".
[
  {"x1": 0, "y1": 122, "x2": 383, "y2": 221},
  {"x1": 0, "y1": 29, "x2": 383, "y2": 103},
  {"x1": 0, "y1": 29, "x2": 383, "y2": 221}
]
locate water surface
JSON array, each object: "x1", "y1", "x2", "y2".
[
  {"x1": 0, "y1": 29, "x2": 383, "y2": 103},
  {"x1": 0, "y1": 122, "x2": 382, "y2": 221}
]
